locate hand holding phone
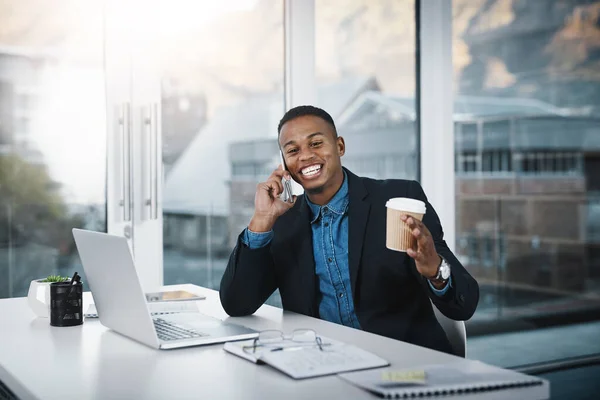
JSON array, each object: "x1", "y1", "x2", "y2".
[{"x1": 248, "y1": 163, "x2": 296, "y2": 232}]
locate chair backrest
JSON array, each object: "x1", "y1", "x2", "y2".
[{"x1": 431, "y1": 301, "x2": 467, "y2": 358}]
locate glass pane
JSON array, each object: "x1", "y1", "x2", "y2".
[
  {"x1": 315, "y1": 0, "x2": 418, "y2": 182},
  {"x1": 453, "y1": 0, "x2": 600, "y2": 367},
  {"x1": 160, "y1": 1, "x2": 284, "y2": 300},
  {"x1": 0, "y1": 1, "x2": 107, "y2": 298}
]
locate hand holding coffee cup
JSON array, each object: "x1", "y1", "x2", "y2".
[
  {"x1": 386, "y1": 197, "x2": 442, "y2": 280},
  {"x1": 386, "y1": 198, "x2": 426, "y2": 252}
]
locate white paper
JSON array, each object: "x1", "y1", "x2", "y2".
[
  {"x1": 265, "y1": 342, "x2": 388, "y2": 379},
  {"x1": 223, "y1": 336, "x2": 389, "y2": 379}
]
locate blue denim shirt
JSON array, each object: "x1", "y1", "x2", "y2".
[
  {"x1": 304, "y1": 172, "x2": 361, "y2": 328},
  {"x1": 241, "y1": 173, "x2": 451, "y2": 329}
]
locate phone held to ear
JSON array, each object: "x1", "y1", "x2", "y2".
[
  {"x1": 282, "y1": 178, "x2": 293, "y2": 203},
  {"x1": 280, "y1": 152, "x2": 294, "y2": 203}
]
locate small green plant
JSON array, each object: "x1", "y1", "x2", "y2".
[{"x1": 41, "y1": 275, "x2": 70, "y2": 283}]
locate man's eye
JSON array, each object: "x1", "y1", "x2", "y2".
[
  {"x1": 310, "y1": 141, "x2": 322, "y2": 147},
  {"x1": 287, "y1": 148, "x2": 298, "y2": 154}
]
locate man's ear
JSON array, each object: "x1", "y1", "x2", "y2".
[{"x1": 337, "y1": 136, "x2": 345, "y2": 157}]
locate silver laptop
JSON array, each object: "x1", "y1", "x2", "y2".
[{"x1": 72, "y1": 228, "x2": 258, "y2": 350}]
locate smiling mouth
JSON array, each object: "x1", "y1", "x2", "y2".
[{"x1": 300, "y1": 164, "x2": 322, "y2": 178}]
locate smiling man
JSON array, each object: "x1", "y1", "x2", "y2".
[{"x1": 220, "y1": 105, "x2": 479, "y2": 354}]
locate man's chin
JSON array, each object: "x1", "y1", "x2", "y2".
[{"x1": 304, "y1": 182, "x2": 325, "y2": 195}]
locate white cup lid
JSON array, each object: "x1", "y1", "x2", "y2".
[{"x1": 386, "y1": 197, "x2": 426, "y2": 214}]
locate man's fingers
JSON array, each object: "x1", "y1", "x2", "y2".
[
  {"x1": 406, "y1": 248, "x2": 424, "y2": 262},
  {"x1": 282, "y1": 195, "x2": 297, "y2": 208},
  {"x1": 258, "y1": 179, "x2": 283, "y2": 197},
  {"x1": 408, "y1": 224, "x2": 434, "y2": 260},
  {"x1": 268, "y1": 168, "x2": 285, "y2": 181},
  {"x1": 403, "y1": 215, "x2": 422, "y2": 228},
  {"x1": 411, "y1": 226, "x2": 431, "y2": 246},
  {"x1": 272, "y1": 195, "x2": 297, "y2": 214},
  {"x1": 266, "y1": 178, "x2": 284, "y2": 196},
  {"x1": 404, "y1": 216, "x2": 429, "y2": 237},
  {"x1": 416, "y1": 229, "x2": 431, "y2": 249},
  {"x1": 269, "y1": 165, "x2": 291, "y2": 181},
  {"x1": 411, "y1": 227, "x2": 422, "y2": 239}
]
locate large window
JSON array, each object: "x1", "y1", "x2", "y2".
[
  {"x1": 453, "y1": 0, "x2": 600, "y2": 367},
  {"x1": 315, "y1": 0, "x2": 418, "y2": 182},
  {"x1": 0, "y1": 1, "x2": 107, "y2": 298},
  {"x1": 159, "y1": 1, "x2": 284, "y2": 299},
  {"x1": 160, "y1": 0, "x2": 418, "y2": 307}
]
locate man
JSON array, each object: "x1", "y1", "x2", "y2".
[{"x1": 220, "y1": 105, "x2": 479, "y2": 354}]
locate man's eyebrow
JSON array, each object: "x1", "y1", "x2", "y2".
[{"x1": 282, "y1": 132, "x2": 326, "y2": 148}]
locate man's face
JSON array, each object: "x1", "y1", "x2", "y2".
[{"x1": 279, "y1": 115, "x2": 345, "y2": 195}]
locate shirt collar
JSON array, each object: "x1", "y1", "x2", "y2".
[{"x1": 306, "y1": 170, "x2": 349, "y2": 224}]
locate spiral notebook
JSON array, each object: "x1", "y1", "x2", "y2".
[{"x1": 338, "y1": 360, "x2": 548, "y2": 398}]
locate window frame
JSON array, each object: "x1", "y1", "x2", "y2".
[{"x1": 417, "y1": 0, "x2": 455, "y2": 250}]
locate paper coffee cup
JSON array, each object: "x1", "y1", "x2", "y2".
[{"x1": 386, "y1": 197, "x2": 426, "y2": 252}]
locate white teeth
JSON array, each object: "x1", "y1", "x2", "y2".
[{"x1": 302, "y1": 165, "x2": 321, "y2": 176}]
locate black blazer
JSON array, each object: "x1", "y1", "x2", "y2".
[{"x1": 220, "y1": 168, "x2": 479, "y2": 354}]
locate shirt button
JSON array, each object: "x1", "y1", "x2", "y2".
[
  {"x1": 327, "y1": 257, "x2": 332, "y2": 263},
  {"x1": 324, "y1": 222, "x2": 329, "y2": 227},
  {"x1": 339, "y1": 293, "x2": 344, "y2": 298},
  {"x1": 323, "y1": 207, "x2": 329, "y2": 214}
]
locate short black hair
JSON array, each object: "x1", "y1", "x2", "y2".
[{"x1": 277, "y1": 105, "x2": 337, "y2": 136}]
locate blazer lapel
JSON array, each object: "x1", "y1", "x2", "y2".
[
  {"x1": 291, "y1": 196, "x2": 318, "y2": 316},
  {"x1": 347, "y1": 169, "x2": 370, "y2": 299}
]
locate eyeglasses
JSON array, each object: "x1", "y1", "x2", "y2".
[{"x1": 243, "y1": 329, "x2": 324, "y2": 354}]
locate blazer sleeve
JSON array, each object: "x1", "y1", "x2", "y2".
[
  {"x1": 408, "y1": 180, "x2": 480, "y2": 321},
  {"x1": 219, "y1": 231, "x2": 277, "y2": 316}
]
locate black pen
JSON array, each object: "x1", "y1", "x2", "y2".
[
  {"x1": 270, "y1": 346, "x2": 304, "y2": 352},
  {"x1": 67, "y1": 271, "x2": 80, "y2": 297}
]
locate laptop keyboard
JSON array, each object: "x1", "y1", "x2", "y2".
[{"x1": 153, "y1": 317, "x2": 208, "y2": 341}]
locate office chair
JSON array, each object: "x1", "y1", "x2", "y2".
[{"x1": 431, "y1": 301, "x2": 467, "y2": 358}]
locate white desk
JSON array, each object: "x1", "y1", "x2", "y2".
[{"x1": 0, "y1": 284, "x2": 548, "y2": 399}]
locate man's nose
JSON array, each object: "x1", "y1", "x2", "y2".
[{"x1": 298, "y1": 147, "x2": 315, "y2": 161}]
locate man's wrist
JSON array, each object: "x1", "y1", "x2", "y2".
[
  {"x1": 429, "y1": 279, "x2": 448, "y2": 290},
  {"x1": 424, "y1": 256, "x2": 443, "y2": 280},
  {"x1": 425, "y1": 255, "x2": 450, "y2": 287},
  {"x1": 248, "y1": 215, "x2": 275, "y2": 233}
]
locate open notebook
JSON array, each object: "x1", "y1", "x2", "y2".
[
  {"x1": 338, "y1": 360, "x2": 548, "y2": 398},
  {"x1": 224, "y1": 336, "x2": 389, "y2": 379}
]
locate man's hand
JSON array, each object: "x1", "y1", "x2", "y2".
[
  {"x1": 402, "y1": 215, "x2": 442, "y2": 282},
  {"x1": 248, "y1": 165, "x2": 296, "y2": 232}
]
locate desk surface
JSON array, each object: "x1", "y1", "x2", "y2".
[{"x1": 0, "y1": 284, "x2": 548, "y2": 400}]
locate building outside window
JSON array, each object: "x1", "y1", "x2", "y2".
[{"x1": 453, "y1": 0, "x2": 600, "y2": 368}]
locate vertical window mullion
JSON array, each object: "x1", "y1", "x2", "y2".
[{"x1": 418, "y1": 0, "x2": 455, "y2": 250}]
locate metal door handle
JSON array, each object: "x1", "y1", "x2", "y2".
[
  {"x1": 143, "y1": 104, "x2": 159, "y2": 220},
  {"x1": 119, "y1": 103, "x2": 132, "y2": 222}
]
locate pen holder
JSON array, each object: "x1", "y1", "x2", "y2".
[{"x1": 50, "y1": 282, "x2": 83, "y2": 327}]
